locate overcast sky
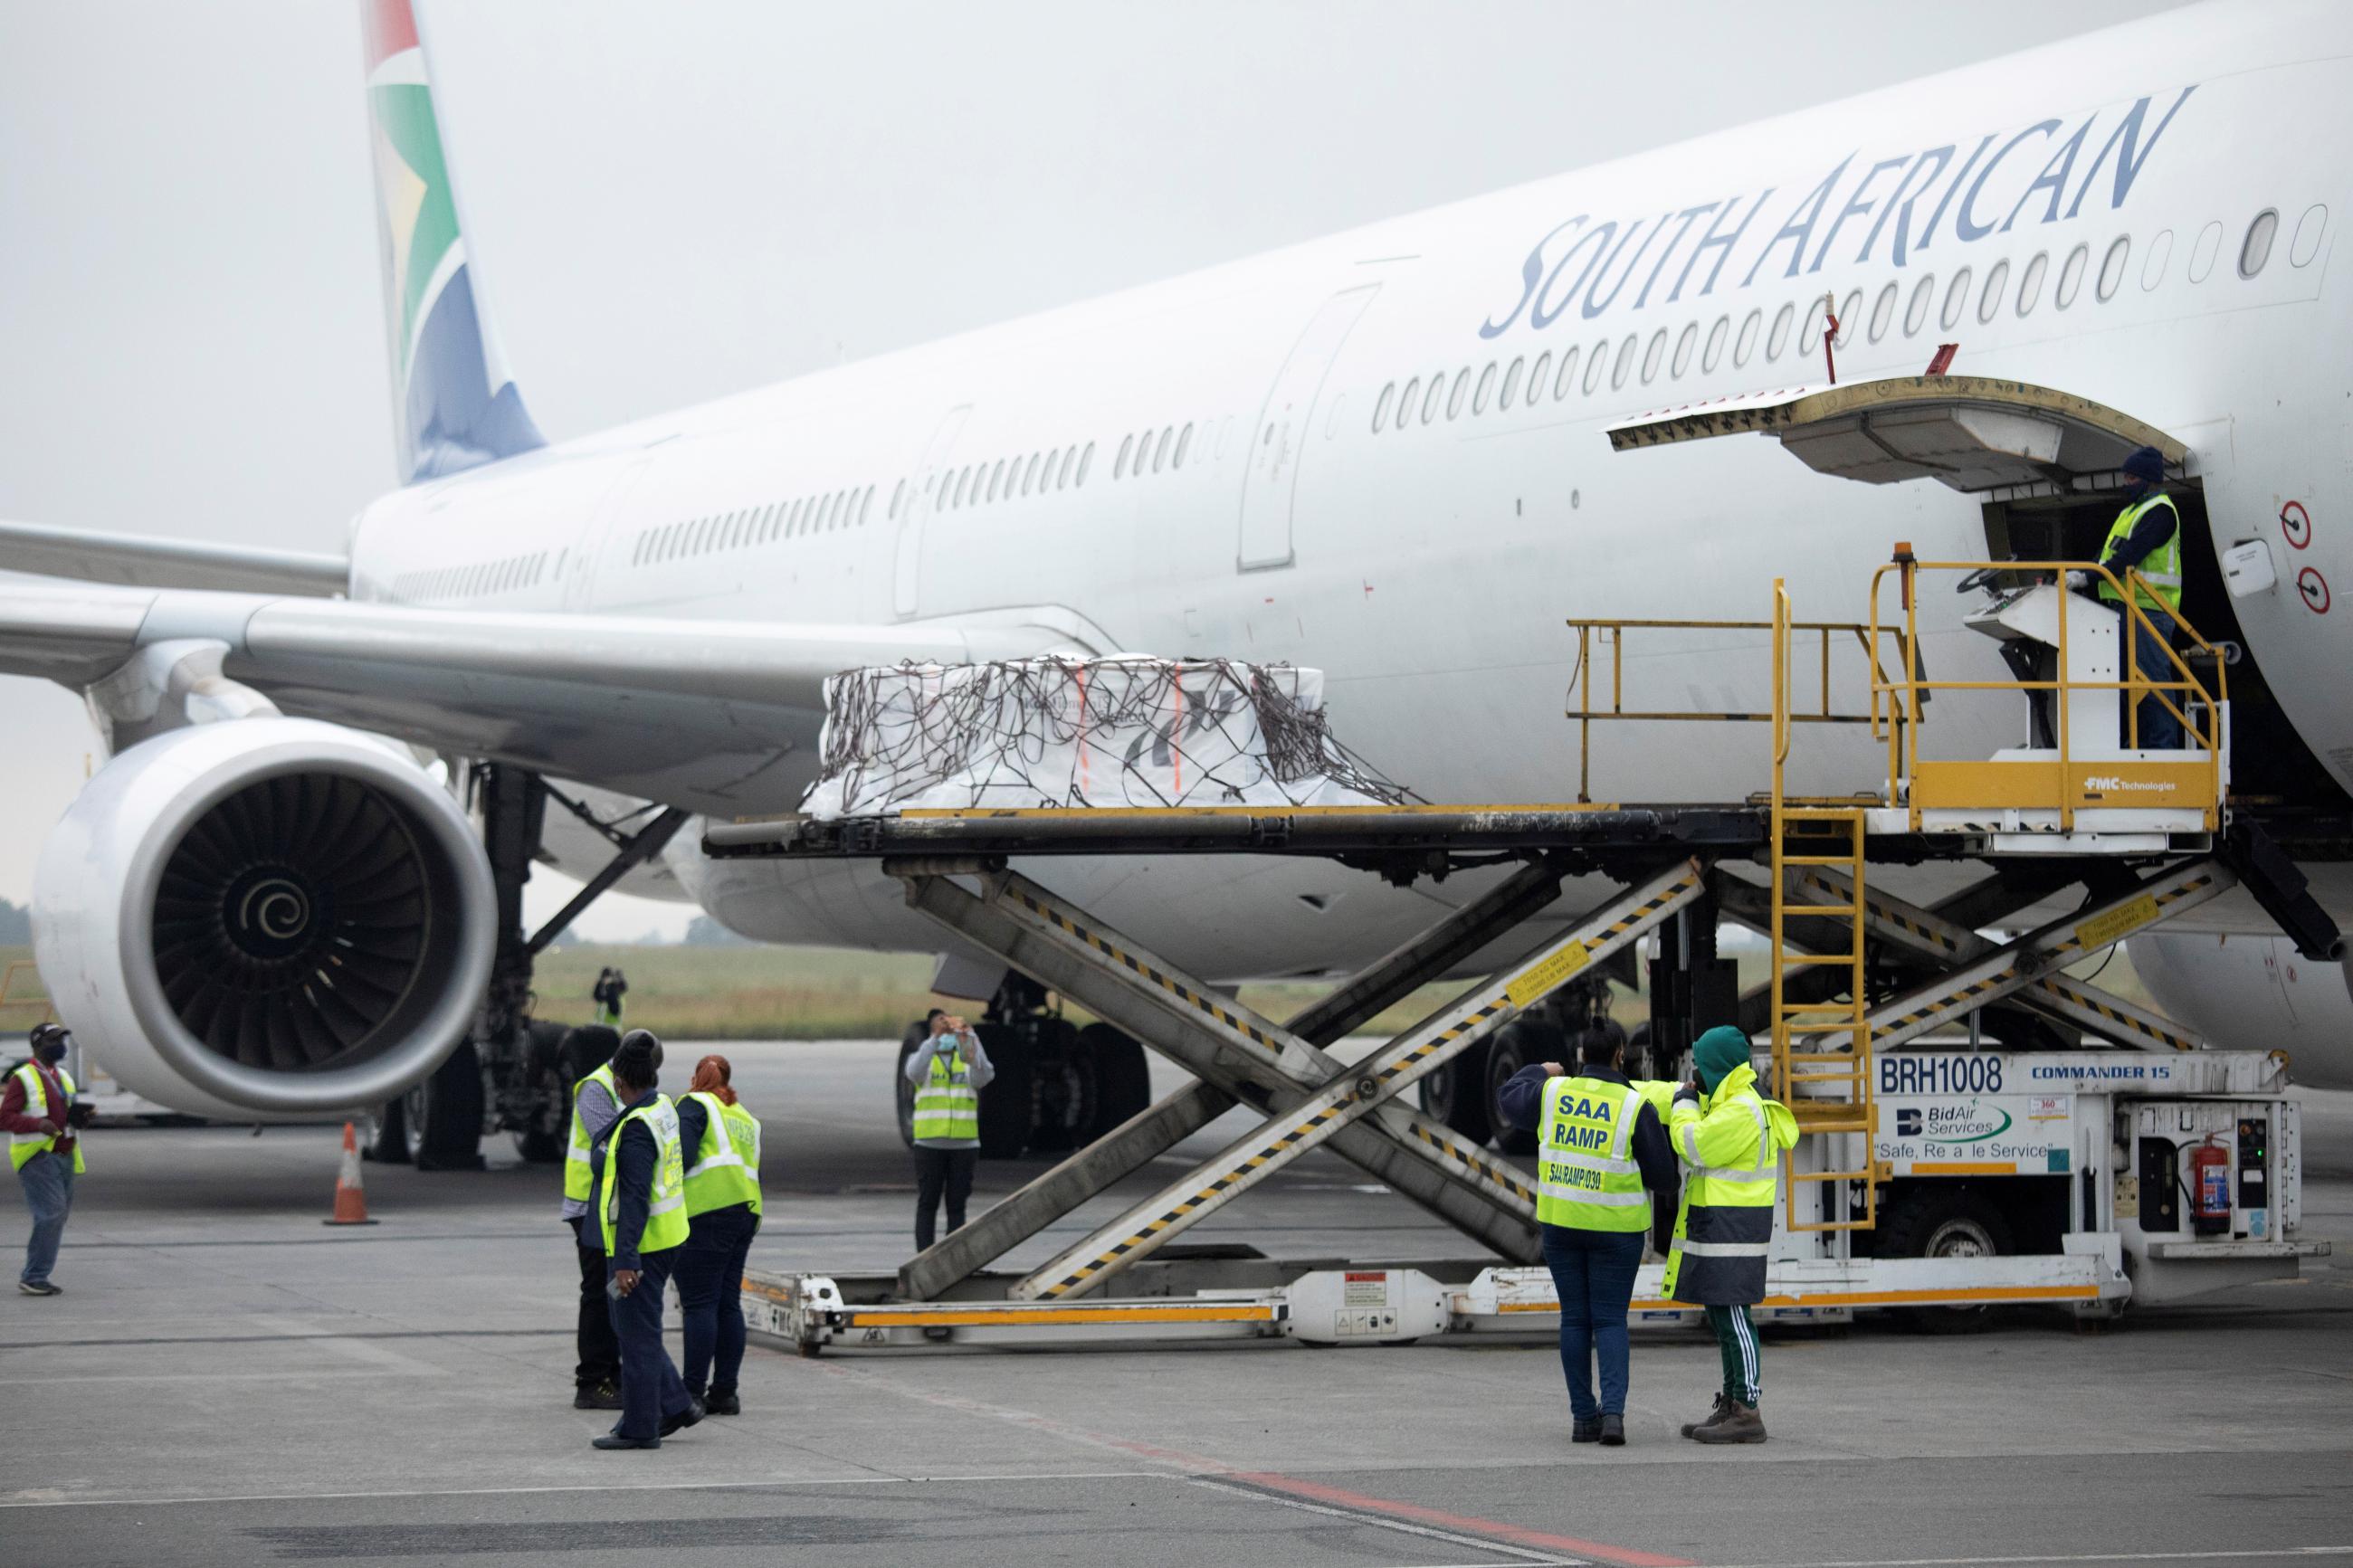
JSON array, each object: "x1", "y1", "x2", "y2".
[{"x1": 0, "y1": 0, "x2": 2187, "y2": 938}]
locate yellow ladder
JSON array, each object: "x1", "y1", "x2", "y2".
[{"x1": 1769, "y1": 583, "x2": 1877, "y2": 1233}]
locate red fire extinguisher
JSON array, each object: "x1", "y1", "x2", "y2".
[{"x1": 2188, "y1": 1136, "x2": 2232, "y2": 1236}]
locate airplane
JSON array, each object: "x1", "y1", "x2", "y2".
[{"x1": 3, "y1": 0, "x2": 2348, "y2": 1173}]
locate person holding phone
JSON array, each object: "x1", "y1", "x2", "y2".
[{"x1": 904, "y1": 1011, "x2": 994, "y2": 1250}]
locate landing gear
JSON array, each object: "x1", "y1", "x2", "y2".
[
  {"x1": 409, "y1": 1041, "x2": 486, "y2": 1172},
  {"x1": 360, "y1": 1097, "x2": 411, "y2": 1164}
]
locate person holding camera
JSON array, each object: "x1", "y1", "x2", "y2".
[
  {"x1": 904, "y1": 1011, "x2": 994, "y2": 1250},
  {"x1": 4, "y1": 1022, "x2": 91, "y2": 1297}
]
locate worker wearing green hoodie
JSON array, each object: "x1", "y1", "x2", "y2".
[{"x1": 1665, "y1": 1025, "x2": 1799, "y2": 1444}]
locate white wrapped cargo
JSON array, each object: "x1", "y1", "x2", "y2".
[{"x1": 801, "y1": 657, "x2": 1406, "y2": 819}]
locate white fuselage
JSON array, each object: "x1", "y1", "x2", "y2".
[{"x1": 348, "y1": 5, "x2": 2353, "y2": 985}]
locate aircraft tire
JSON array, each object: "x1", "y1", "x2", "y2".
[
  {"x1": 408, "y1": 1041, "x2": 486, "y2": 1171},
  {"x1": 1081, "y1": 1023, "x2": 1151, "y2": 1137}
]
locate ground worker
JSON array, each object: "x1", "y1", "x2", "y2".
[
  {"x1": 559, "y1": 1024, "x2": 624, "y2": 1410},
  {"x1": 675, "y1": 1053, "x2": 761, "y2": 1415},
  {"x1": 593, "y1": 966, "x2": 628, "y2": 1028},
  {"x1": 1498, "y1": 1024, "x2": 1679, "y2": 1446},
  {"x1": 588, "y1": 1029, "x2": 701, "y2": 1449},
  {"x1": 2072, "y1": 444, "x2": 2184, "y2": 749},
  {"x1": 4, "y1": 1022, "x2": 88, "y2": 1297},
  {"x1": 1666, "y1": 1024, "x2": 1798, "y2": 1445},
  {"x1": 905, "y1": 1011, "x2": 994, "y2": 1250}
]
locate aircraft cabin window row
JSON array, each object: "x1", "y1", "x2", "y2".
[
  {"x1": 393, "y1": 549, "x2": 551, "y2": 603},
  {"x1": 930, "y1": 440, "x2": 1095, "y2": 513},
  {"x1": 1114, "y1": 423, "x2": 1193, "y2": 480},
  {"x1": 629, "y1": 485, "x2": 876, "y2": 568},
  {"x1": 1367, "y1": 207, "x2": 2311, "y2": 435}
]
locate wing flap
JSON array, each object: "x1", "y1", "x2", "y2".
[{"x1": 0, "y1": 519, "x2": 348, "y2": 596}]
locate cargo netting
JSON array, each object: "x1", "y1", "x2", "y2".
[{"x1": 801, "y1": 657, "x2": 1410, "y2": 819}]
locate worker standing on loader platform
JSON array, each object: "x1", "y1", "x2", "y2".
[
  {"x1": 4, "y1": 1022, "x2": 90, "y2": 1297},
  {"x1": 1499, "y1": 1027, "x2": 1679, "y2": 1446},
  {"x1": 589, "y1": 1030, "x2": 702, "y2": 1449},
  {"x1": 675, "y1": 1054, "x2": 762, "y2": 1416},
  {"x1": 1667, "y1": 1025, "x2": 1798, "y2": 1445},
  {"x1": 2073, "y1": 443, "x2": 2184, "y2": 750},
  {"x1": 906, "y1": 1012, "x2": 994, "y2": 1250},
  {"x1": 560, "y1": 1025, "x2": 624, "y2": 1411}
]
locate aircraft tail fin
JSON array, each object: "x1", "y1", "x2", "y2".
[{"x1": 361, "y1": 0, "x2": 545, "y2": 483}]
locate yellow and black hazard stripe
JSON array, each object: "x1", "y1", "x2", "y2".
[
  {"x1": 2045, "y1": 871, "x2": 2218, "y2": 960},
  {"x1": 1005, "y1": 883, "x2": 1287, "y2": 1058},
  {"x1": 1034, "y1": 1099, "x2": 1358, "y2": 1297},
  {"x1": 1400, "y1": 1118, "x2": 1536, "y2": 1205},
  {"x1": 2032, "y1": 976, "x2": 2199, "y2": 1051},
  {"x1": 1796, "y1": 869, "x2": 1963, "y2": 958}
]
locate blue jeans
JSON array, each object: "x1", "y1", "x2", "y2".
[
  {"x1": 606, "y1": 1247, "x2": 694, "y2": 1440},
  {"x1": 2124, "y1": 606, "x2": 2183, "y2": 750},
  {"x1": 17, "y1": 1151, "x2": 73, "y2": 1286},
  {"x1": 675, "y1": 1205, "x2": 759, "y2": 1400},
  {"x1": 1540, "y1": 1223, "x2": 1645, "y2": 1419}
]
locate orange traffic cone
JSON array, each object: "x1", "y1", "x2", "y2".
[{"x1": 324, "y1": 1121, "x2": 378, "y2": 1226}]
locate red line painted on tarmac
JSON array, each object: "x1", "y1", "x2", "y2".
[{"x1": 1230, "y1": 1470, "x2": 1697, "y2": 1568}]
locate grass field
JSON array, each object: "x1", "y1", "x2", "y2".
[{"x1": 0, "y1": 936, "x2": 2167, "y2": 1045}]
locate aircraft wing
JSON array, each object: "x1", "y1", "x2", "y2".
[
  {"x1": 0, "y1": 580, "x2": 1062, "y2": 813},
  {"x1": 0, "y1": 519, "x2": 348, "y2": 596}
]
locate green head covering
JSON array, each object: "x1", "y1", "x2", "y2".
[{"x1": 1692, "y1": 1025, "x2": 1752, "y2": 1093}]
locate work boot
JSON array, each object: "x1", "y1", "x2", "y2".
[
  {"x1": 1571, "y1": 1416, "x2": 1602, "y2": 1443},
  {"x1": 1691, "y1": 1401, "x2": 1767, "y2": 1444},
  {"x1": 704, "y1": 1390, "x2": 742, "y2": 1416},
  {"x1": 573, "y1": 1381, "x2": 621, "y2": 1411},
  {"x1": 1599, "y1": 1413, "x2": 1625, "y2": 1447},
  {"x1": 1680, "y1": 1394, "x2": 1731, "y2": 1440}
]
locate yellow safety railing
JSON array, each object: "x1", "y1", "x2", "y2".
[
  {"x1": 1868, "y1": 553, "x2": 2229, "y2": 832},
  {"x1": 1566, "y1": 615, "x2": 1914, "y2": 803}
]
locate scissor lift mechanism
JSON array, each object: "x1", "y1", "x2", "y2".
[{"x1": 705, "y1": 556, "x2": 2336, "y2": 1354}]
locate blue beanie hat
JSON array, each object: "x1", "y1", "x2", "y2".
[
  {"x1": 1692, "y1": 1025, "x2": 1751, "y2": 1092},
  {"x1": 2122, "y1": 445, "x2": 2165, "y2": 485}
]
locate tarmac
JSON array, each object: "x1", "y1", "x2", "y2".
[{"x1": 3, "y1": 1039, "x2": 2349, "y2": 1567}]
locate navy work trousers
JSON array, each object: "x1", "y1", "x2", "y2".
[
  {"x1": 676, "y1": 1204, "x2": 759, "y2": 1401},
  {"x1": 606, "y1": 1247, "x2": 694, "y2": 1441},
  {"x1": 1539, "y1": 1223, "x2": 1645, "y2": 1420}
]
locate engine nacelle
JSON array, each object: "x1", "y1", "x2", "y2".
[
  {"x1": 2133, "y1": 932, "x2": 2353, "y2": 1090},
  {"x1": 33, "y1": 718, "x2": 496, "y2": 1118}
]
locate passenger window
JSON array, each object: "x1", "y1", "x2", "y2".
[
  {"x1": 2239, "y1": 210, "x2": 2277, "y2": 277},
  {"x1": 860, "y1": 486, "x2": 874, "y2": 526},
  {"x1": 2016, "y1": 252, "x2": 2047, "y2": 315},
  {"x1": 1641, "y1": 329, "x2": 1666, "y2": 384},
  {"x1": 1548, "y1": 344, "x2": 1575, "y2": 399},
  {"x1": 1977, "y1": 260, "x2": 2010, "y2": 324},
  {"x1": 1422, "y1": 374, "x2": 1445, "y2": 423},
  {"x1": 1151, "y1": 426, "x2": 1171, "y2": 472},
  {"x1": 1583, "y1": 340, "x2": 1607, "y2": 394},
  {"x1": 1734, "y1": 309, "x2": 1762, "y2": 366},
  {"x1": 1115, "y1": 434, "x2": 1134, "y2": 479},
  {"x1": 1611, "y1": 334, "x2": 1638, "y2": 389},
  {"x1": 2187, "y1": 222, "x2": 2223, "y2": 283},
  {"x1": 1447, "y1": 367, "x2": 1471, "y2": 418},
  {"x1": 1868, "y1": 282, "x2": 1897, "y2": 343},
  {"x1": 890, "y1": 479, "x2": 904, "y2": 519},
  {"x1": 1374, "y1": 382, "x2": 1396, "y2": 430},
  {"x1": 1767, "y1": 302, "x2": 1795, "y2": 360},
  {"x1": 991, "y1": 460, "x2": 1007, "y2": 501},
  {"x1": 2291, "y1": 204, "x2": 2327, "y2": 267},
  {"x1": 1078, "y1": 442, "x2": 1095, "y2": 484},
  {"x1": 1799, "y1": 297, "x2": 1827, "y2": 356},
  {"x1": 2098, "y1": 235, "x2": 2131, "y2": 299},
  {"x1": 2141, "y1": 229, "x2": 2174, "y2": 290},
  {"x1": 1398, "y1": 377, "x2": 1420, "y2": 429},
  {"x1": 1904, "y1": 275, "x2": 1934, "y2": 335},
  {"x1": 1672, "y1": 322, "x2": 1697, "y2": 377},
  {"x1": 1528, "y1": 352, "x2": 1551, "y2": 405},
  {"x1": 1832, "y1": 290, "x2": 1859, "y2": 347},
  {"x1": 1175, "y1": 423, "x2": 1194, "y2": 468},
  {"x1": 1473, "y1": 362, "x2": 1497, "y2": 413},
  {"x1": 952, "y1": 467, "x2": 970, "y2": 508},
  {"x1": 2057, "y1": 243, "x2": 2089, "y2": 308},
  {"x1": 1701, "y1": 317, "x2": 1729, "y2": 373},
  {"x1": 1941, "y1": 267, "x2": 1974, "y2": 330},
  {"x1": 1500, "y1": 356, "x2": 1524, "y2": 410}
]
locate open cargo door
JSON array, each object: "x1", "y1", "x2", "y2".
[{"x1": 1605, "y1": 375, "x2": 2186, "y2": 492}]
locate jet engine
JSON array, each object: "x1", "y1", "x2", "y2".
[
  {"x1": 32, "y1": 718, "x2": 495, "y2": 1119},
  {"x1": 2132, "y1": 932, "x2": 2353, "y2": 1090}
]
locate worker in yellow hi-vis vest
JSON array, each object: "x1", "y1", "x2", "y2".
[
  {"x1": 587, "y1": 1031, "x2": 701, "y2": 1450},
  {"x1": 2070, "y1": 445, "x2": 2186, "y2": 750},
  {"x1": 904, "y1": 1012, "x2": 995, "y2": 1250},
  {"x1": 675, "y1": 1053, "x2": 762, "y2": 1416}
]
